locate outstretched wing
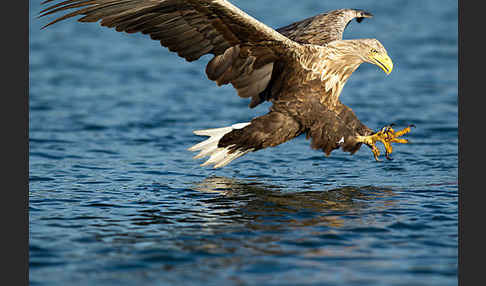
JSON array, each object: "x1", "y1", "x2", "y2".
[
  {"x1": 39, "y1": 0, "x2": 299, "y2": 107},
  {"x1": 276, "y1": 8, "x2": 373, "y2": 46}
]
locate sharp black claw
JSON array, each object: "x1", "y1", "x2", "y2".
[
  {"x1": 409, "y1": 124, "x2": 416, "y2": 128},
  {"x1": 386, "y1": 154, "x2": 393, "y2": 160}
]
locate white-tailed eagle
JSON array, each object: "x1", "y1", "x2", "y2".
[{"x1": 40, "y1": 0, "x2": 413, "y2": 168}]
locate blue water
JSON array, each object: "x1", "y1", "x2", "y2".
[{"x1": 29, "y1": 0, "x2": 458, "y2": 285}]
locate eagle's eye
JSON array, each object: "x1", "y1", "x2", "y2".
[{"x1": 370, "y1": 48, "x2": 378, "y2": 54}]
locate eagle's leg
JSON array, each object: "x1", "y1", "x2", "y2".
[{"x1": 356, "y1": 124, "x2": 414, "y2": 161}]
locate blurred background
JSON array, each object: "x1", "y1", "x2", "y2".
[{"x1": 30, "y1": 1, "x2": 457, "y2": 285}]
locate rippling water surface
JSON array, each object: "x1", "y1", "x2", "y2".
[{"x1": 30, "y1": 0, "x2": 457, "y2": 285}]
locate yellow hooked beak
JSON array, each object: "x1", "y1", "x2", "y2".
[{"x1": 372, "y1": 53, "x2": 393, "y2": 75}]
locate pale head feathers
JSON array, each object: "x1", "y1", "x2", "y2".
[
  {"x1": 325, "y1": 39, "x2": 389, "y2": 63},
  {"x1": 300, "y1": 38, "x2": 391, "y2": 105}
]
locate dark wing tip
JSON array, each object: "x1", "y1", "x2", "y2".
[
  {"x1": 355, "y1": 10, "x2": 373, "y2": 23},
  {"x1": 361, "y1": 11, "x2": 374, "y2": 18}
]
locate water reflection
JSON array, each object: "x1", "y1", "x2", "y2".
[
  {"x1": 126, "y1": 176, "x2": 399, "y2": 237},
  {"x1": 113, "y1": 177, "x2": 402, "y2": 264},
  {"x1": 190, "y1": 176, "x2": 398, "y2": 229}
]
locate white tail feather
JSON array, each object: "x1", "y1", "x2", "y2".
[{"x1": 188, "y1": 122, "x2": 252, "y2": 168}]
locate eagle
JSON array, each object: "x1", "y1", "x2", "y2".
[{"x1": 40, "y1": 0, "x2": 414, "y2": 168}]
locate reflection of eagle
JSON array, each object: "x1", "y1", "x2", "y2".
[
  {"x1": 192, "y1": 176, "x2": 397, "y2": 229},
  {"x1": 41, "y1": 0, "x2": 413, "y2": 168}
]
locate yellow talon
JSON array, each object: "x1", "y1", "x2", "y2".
[{"x1": 357, "y1": 124, "x2": 414, "y2": 161}]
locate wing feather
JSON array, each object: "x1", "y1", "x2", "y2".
[
  {"x1": 277, "y1": 8, "x2": 373, "y2": 46},
  {"x1": 40, "y1": 0, "x2": 298, "y2": 108}
]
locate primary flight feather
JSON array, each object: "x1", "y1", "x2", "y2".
[{"x1": 40, "y1": 0, "x2": 413, "y2": 168}]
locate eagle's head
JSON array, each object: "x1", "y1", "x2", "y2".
[{"x1": 360, "y1": 39, "x2": 393, "y2": 75}]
